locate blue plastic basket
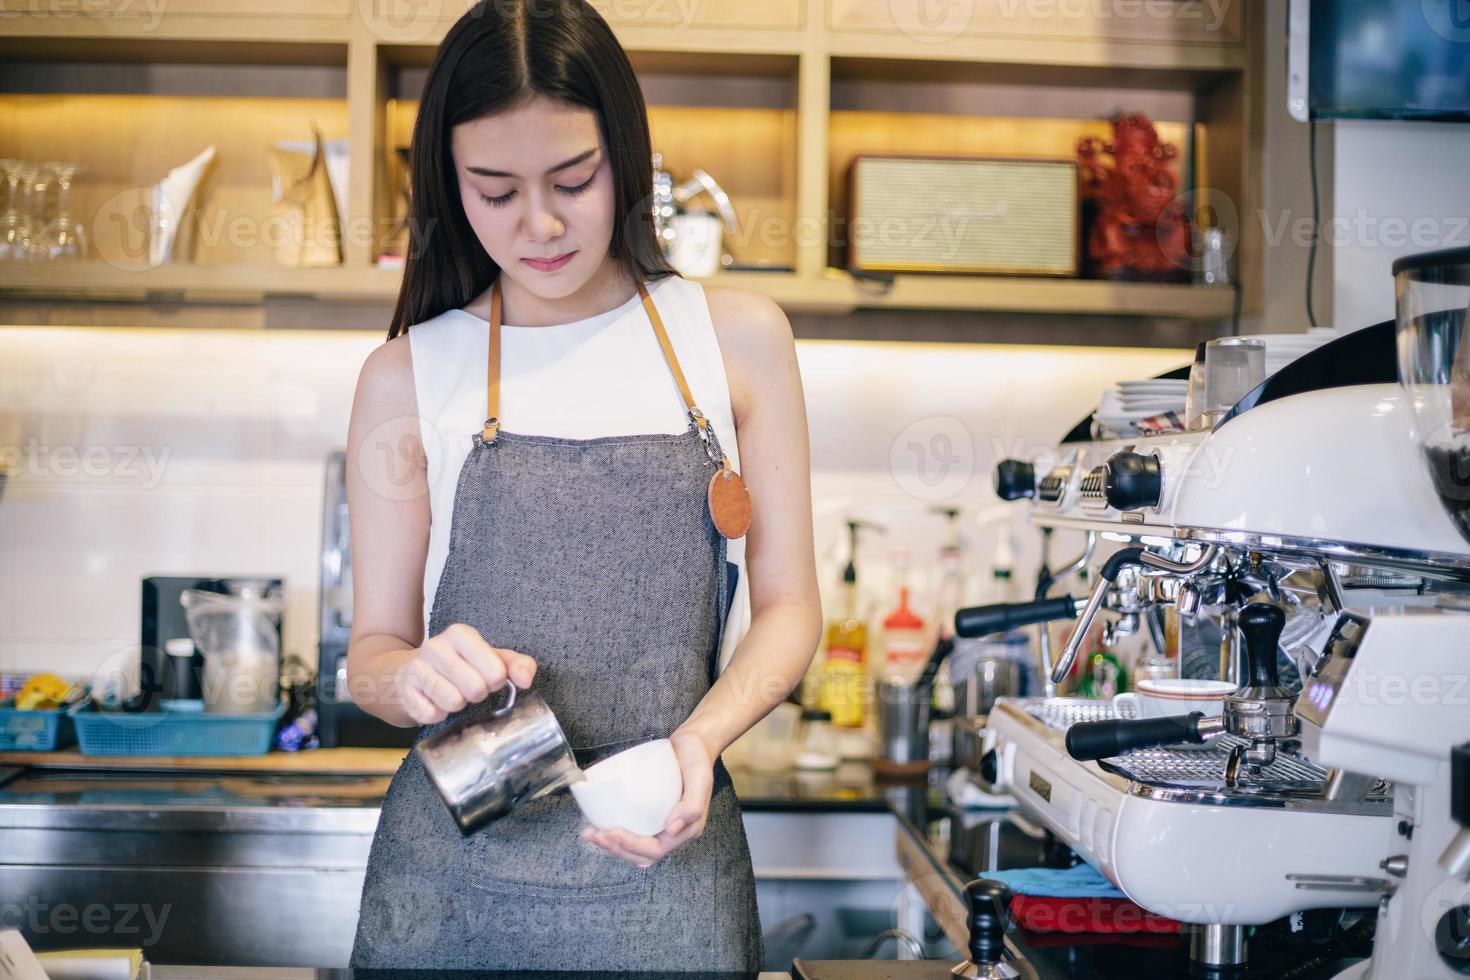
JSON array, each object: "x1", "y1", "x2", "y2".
[
  {"x1": 70, "y1": 698, "x2": 285, "y2": 756},
  {"x1": 0, "y1": 700, "x2": 74, "y2": 751}
]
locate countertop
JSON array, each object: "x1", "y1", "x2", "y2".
[
  {"x1": 0, "y1": 748, "x2": 888, "y2": 811},
  {"x1": 0, "y1": 755, "x2": 1370, "y2": 978},
  {"x1": 148, "y1": 970, "x2": 793, "y2": 979},
  {"x1": 0, "y1": 746, "x2": 413, "y2": 775},
  {"x1": 0, "y1": 755, "x2": 892, "y2": 831}
]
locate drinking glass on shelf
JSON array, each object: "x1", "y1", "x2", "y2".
[
  {"x1": 36, "y1": 161, "x2": 88, "y2": 261},
  {"x1": 1, "y1": 161, "x2": 38, "y2": 262},
  {"x1": 22, "y1": 165, "x2": 53, "y2": 262},
  {"x1": 1194, "y1": 226, "x2": 1234, "y2": 286}
]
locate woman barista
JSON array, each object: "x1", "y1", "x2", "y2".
[{"x1": 344, "y1": 0, "x2": 822, "y2": 970}]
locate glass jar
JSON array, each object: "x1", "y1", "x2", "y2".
[{"x1": 794, "y1": 708, "x2": 840, "y2": 771}]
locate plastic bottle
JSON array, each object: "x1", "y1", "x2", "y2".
[
  {"x1": 880, "y1": 548, "x2": 928, "y2": 685},
  {"x1": 819, "y1": 520, "x2": 875, "y2": 729}
]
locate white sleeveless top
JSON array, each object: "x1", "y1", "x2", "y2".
[{"x1": 406, "y1": 274, "x2": 749, "y2": 669}]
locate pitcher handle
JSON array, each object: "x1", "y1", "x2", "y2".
[{"x1": 492, "y1": 682, "x2": 519, "y2": 716}]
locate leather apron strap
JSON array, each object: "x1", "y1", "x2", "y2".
[{"x1": 482, "y1": 277, "x2": 731, "y2": 473}]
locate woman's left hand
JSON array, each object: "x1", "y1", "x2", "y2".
[{"x1": 581, "y1": 729, "x2": 714, "y2": 868}]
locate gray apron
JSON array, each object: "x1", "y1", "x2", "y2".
[{"x1": 350, "y1": 278, "x2": 763, "y2": 972}]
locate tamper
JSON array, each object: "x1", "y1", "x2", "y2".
[{"x1": 952, "y1": 878, "x2": 1019, "y2": 979}]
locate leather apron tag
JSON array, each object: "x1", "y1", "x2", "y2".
[{"x1": 708, "y1": 462, "x2": 751, "y2": 539}]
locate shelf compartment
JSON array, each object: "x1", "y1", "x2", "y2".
[
  {"x1": 378, "y1": 50, "x2": 800, "y2": 273},
  {"x1": 1, "y1": 92, "x2": 350, "y2": 269},
  {"x1": 827, "y1": 110, "x2": 1193, "y2": 274}
]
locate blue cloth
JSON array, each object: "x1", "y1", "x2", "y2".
[{"x1": 982, "y1": 864, "x2": 1126, "y2": 899}]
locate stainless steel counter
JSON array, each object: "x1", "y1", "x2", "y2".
[
  {"x1": 148, "y1": 970, "x2": 794, "y2": 979},
  {"x1": 0, "y1": 761, "x2": 907, "y2": 968},
  {"x1": 0, "y1": 765, "x2": 384, "y2": 967}
]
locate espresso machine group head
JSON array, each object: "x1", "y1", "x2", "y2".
[{"x1": 1065, "y1": 601, "x2": 1302, "y2": 785}]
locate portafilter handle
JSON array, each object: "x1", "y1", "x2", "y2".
[
  {"x1": 1065, "y1": 712, "x2": 1227, "y2": 762},
  {"x1": 955, "y1": 595, "x2": 1083, "y2": 638},
  {"x1": 1237, "y1": 602, "x2": 1286, "y2": 689}
]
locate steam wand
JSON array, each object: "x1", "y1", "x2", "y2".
[{"x1": 1050, "y1": 544, "x2": 1219, "y2": 686}]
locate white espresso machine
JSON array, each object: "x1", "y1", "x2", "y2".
[{"x1": 963, "y1": 247, "x2": 1470, "y2": 975}]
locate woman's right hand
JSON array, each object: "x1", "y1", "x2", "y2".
[{"x1": 397, "y1": 623, "x2": 537, "y2": 725}]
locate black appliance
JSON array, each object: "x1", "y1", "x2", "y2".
[
  {"x1": 141, "y1": 575, "x2": 283, "y2": 703},
  {"x1": 316, "y1": 450, "x2": 417, "y2": 748}
]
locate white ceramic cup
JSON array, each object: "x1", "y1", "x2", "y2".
[
  {"x1": 1114, "y1": 678, "x2": 1236, "y2": 721},
  {"x1": 569, "y1": 738, "x2": 684, "y2": 837}
]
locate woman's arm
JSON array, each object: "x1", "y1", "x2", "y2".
[
  {"x1": 585, "y1": 286, "x2": 823, "y2": 867},
  {"x1": 344, "y1": 337, "x2": 433, "y2": 726},
  {"x1": 344, "y1": 337, "x2": 534, "y2": 727},
  {"x1": 676, "y1": 285, "x2": 823, "y2": 757}
]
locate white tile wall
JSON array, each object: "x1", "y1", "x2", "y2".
[{"x1": 0, "y1": 324, "x2": 1183, "y2": 681}]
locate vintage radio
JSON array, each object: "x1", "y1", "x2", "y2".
[{"x1": 846, "y1": 154, "x2": 1079, "y2": 277}]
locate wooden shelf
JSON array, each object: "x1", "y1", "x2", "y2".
[
  {"x1": 824, "y1": 271, "x2": 1234, "y2": 319},
  {"x1": 0, "y1": 262, "x2": 401, "y2": 304},
  {"x1": 824, "y1": 34, "x2": 1246, "y2": 77},
  {"x1": 0, "y1": 6, "x2": 1241, "y2": 75},
  {"x1": 0, "y1": 262, "x2": 1234, "y2": 320},
  {"x1": 0, "y1": 0, "x2": 1264, "y2": 332}
]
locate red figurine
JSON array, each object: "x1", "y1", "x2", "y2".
[{"x1": 1077, "y1": 114, "x2": 1192, "y2": 282}]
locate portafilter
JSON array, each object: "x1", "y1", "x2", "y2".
[{"x1": 1064, "y1": 602, "x2": 1297, "y2": 784}]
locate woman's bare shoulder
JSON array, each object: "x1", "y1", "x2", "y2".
[
  {"x1": 360, "y1": 333, "x2": 414, "y2": 393},
  {"x1": 355, "y1": 333, "x2": 417, "y2": 418},
  {"x1": 700, "y1": 283, "x2": 792, "y2": 354},
  {"x1": 699, "y1": 284, "x2": 796, "y2": 420}
]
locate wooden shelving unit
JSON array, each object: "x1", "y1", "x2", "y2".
[
  {"x1": 0, "y1": 0, "x2": 1263, "y2": 334},
  {"x1": 0, "y1": 261, "x2": 1236, "y2": 319}
]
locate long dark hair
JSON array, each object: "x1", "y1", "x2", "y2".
[{"x1": 388, "y1": 0, "x2": 674, "y2": 339}]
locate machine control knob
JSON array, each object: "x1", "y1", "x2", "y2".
[
  {"x1": 1434, "y1": 904, "x2": 1470, "y2": 972},
  {"x1": 1380, "y1": 854, "x2": 1409, "y2": 879},
  {"x1": 978, "y1": 749, "x2": 999, "y2": 786},
  {"x1": 1102, "y1": 452, "x2": 1163, "y2": 511},
  {"x1": 993, "y1": 459, "x2": 1037, "y2": 501}
]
